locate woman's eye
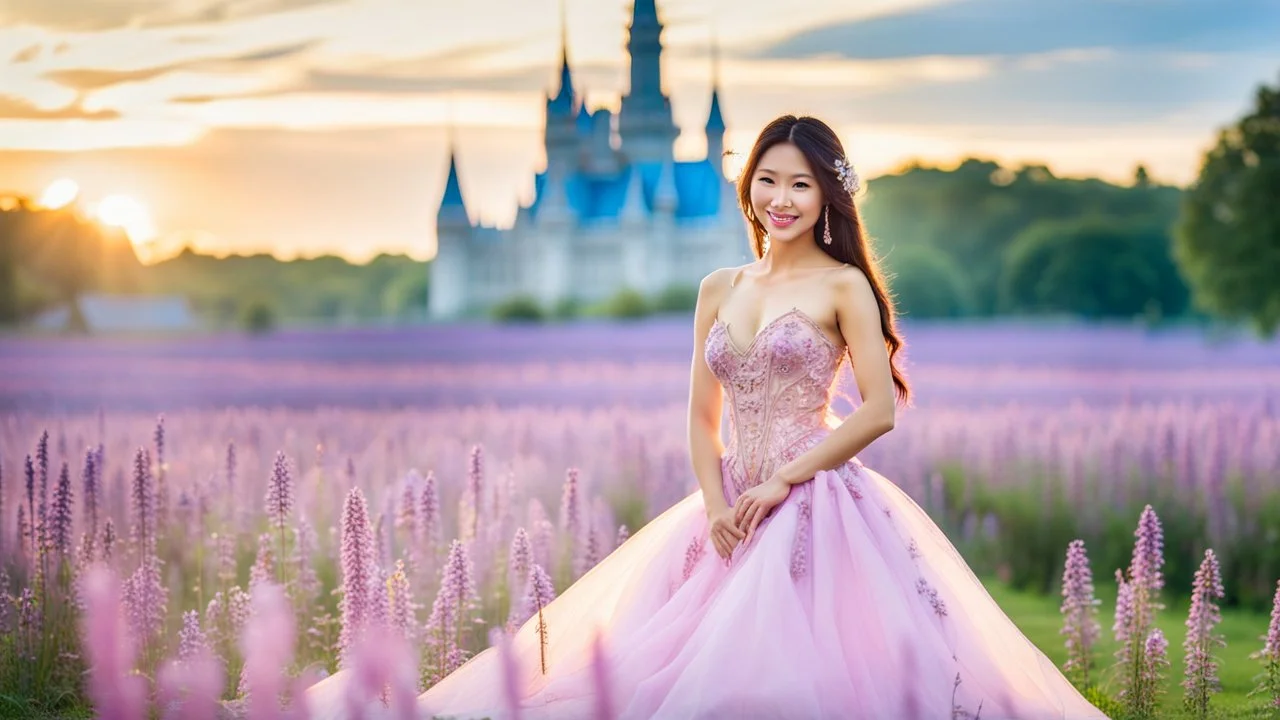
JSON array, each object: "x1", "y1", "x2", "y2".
[
  {"x1": 794, "y1": 182, "x2": 809, "y2": 189},
  {"x1": 758, "y1": 177, "x2": 774, "y2": 185}
]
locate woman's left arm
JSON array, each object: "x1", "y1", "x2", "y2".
[{"x1": 735, "y1": 266, "x2": 897, "y2": 541}]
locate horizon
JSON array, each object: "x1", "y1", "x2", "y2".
[{"x1": 2, "y1": 0, "x2": 1277, "y2": 264}]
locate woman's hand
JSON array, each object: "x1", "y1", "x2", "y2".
[
  {"x1": 734, "y1": 476, "x2": 792, "y2": 546},
  {"x1": 706, "y1": 503, "x2": 746, "y2": 561}
]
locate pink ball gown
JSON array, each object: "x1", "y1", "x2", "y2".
[{"x1": 310, "y1": 307, "x2": 1111, "y2": 719}]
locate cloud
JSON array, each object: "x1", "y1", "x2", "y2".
[
  {"x1": 0, "y1": 95, "x2": 120, "y2": 120},
  {"x1": 11, "y1": 43, "x2": 41, "y2": 63},
  {"x1": 40, "y1": 39, "x2": 322, "y2": 92},
  {"x1": 0, "y1": 0, "x2": 346, "y2": 31},
  {"x1": 748, "y1": 0, "x2": 1280, "y2": 60}
]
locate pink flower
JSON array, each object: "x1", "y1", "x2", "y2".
[
  {"x1": 1060, "y1": 539, "x2": 1101, "y2": 685},
  {"x1": 1182, "y1": 549, "x2": 1225, "y2": 714},
  {"x1": 339, "y1": 487, "x2": 375, "y2": 667},
  {"x1": 81, "y1": 566, "x2": 147, "y2": 720}
]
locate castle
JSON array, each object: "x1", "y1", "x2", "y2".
[{"x1": 427, "y1": 0, "x2": 750, "y2": 319}]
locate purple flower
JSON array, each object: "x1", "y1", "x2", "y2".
[
  {"x1": 177, "y1": 610, "x2": 210, "y2": 661},
  {"x1": 522, "y1": 563, "x2": 556, "y2": 675},
  {"x1": 81, "y1": 566, "x2": 147, "y2": 720},
  {"x1": 50, "y1": 460, "x2": 74, "y2": 559},
  {"x1": 153, "y1": 416, "x2": 169, "y2": 533},
  {"x1": 248, "y1": 532, "x2": 274, "y2": 592},
  {"x1": 1266, "y1": 579, "x2": 1280, "y2": 661},
  {"x1": 239, "y1": 582, "x2": 295, "y2": 718},
  {"x1": 1060, "y1": 539, "x2": 1101, "y2": 685},
  {"x1": 1251, "y1": 579, "x2": 1280, "y2": 707},
  {"x1": 292, "y1": 517, "x2": 320, "y2": 607},
  {"x1": 339, "y1": 487, "x2": 375, "y2": 667},
  {"x1": 397, "y1": 471, "x2": 418, "y2": 534},
  {"x1": 100, "y1": 518, "x2": 115, "y2": 563},
  {"x1": 1182, "y1": 549, "x2": 1225, "y2": 716},
  {"x1": 388, "y1": 560, "x2": 415, "y2": 643},
  {"x1": 1130, "y1": 504, "x2": 1165, "y2": 598},
  {"x1": 224, "y1": 441, "x2": 237, "y2": 499},
  {"x1": 36, "y1": 430, "x2": 49, "y2": 533},
  {"x1": 122, "y1": 556, "x2": 168, "y2": 650},
  {"x1": 508, "y1": 527, "x2": 533, "y2": 625},
  {"x1": 82, "y1": 447, "x2": 100, "y2": 551},
  {"x1": 419, "y1": 471, "x2": 442, "y2": 556},
  {"x1": 24, "y1": 454, "x2": 35, "y2": 557},
  {"x1": 469, "y1": 444, "x2": 485, "y2": 521},
  {"x1": 560, "y1": 468, "x2": 581, "y2": 540},
  {"x1": 615, "y1": 525, "x2": 630, "y2": 549},
  {"x1": 130, "y1": 447, "x2": 155, "y2": 555},
  {"x1": 426, "y1": 539, "x2": 481, "y2": 681},
  {"x1": 264, "y1": 450, "x2": 294, "y2": 532},
  {"x1": 157, "y1": 648, "x2": 223, "y2": 720},
  {"x1": 1141, "y1": 628, "x2": 1170, "y2": 706}
]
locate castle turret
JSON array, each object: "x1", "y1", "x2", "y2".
[
  {"x1": 429, "y1": 145, "x2": 472, "y2": 319},
  {"x1": 618, "y1": 0, "x2": 677, "y2": 164},
  {"x1": 705, "y1": 38, "x2": 726, "y2": 178},
  {"x1": 545, "y1": 4, "x2": 580, "y2": 174}
]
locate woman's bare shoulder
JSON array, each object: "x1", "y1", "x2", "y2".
[{"x1": 699, "y1": 263, "x2": 754, "y2": 297}]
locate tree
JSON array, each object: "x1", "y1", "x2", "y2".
[
  {"x1": 882, "y1": 245, "x2": 973, "y2": 318},
  {"x1": 1174, "y1": 73, "x2": 1280, "y2": 337},
  {"x1": 1001, "y1": 217, "x2": 1188, "y2": 320}
]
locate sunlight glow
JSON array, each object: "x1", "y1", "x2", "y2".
[
  {"x1": 38, "y1": 178, "x2": 80, "y2": 209},
  {"x1": 93, "y1": 194, "x2": 158, "y2": 244}
]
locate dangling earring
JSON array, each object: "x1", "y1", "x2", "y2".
[{"x1": 823, "y1": 205, "x2": 833, "y2": 245}]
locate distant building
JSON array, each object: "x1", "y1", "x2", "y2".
[
  {"x1": 428, "y1": 0, "x2": 750, "y2": 319},
  {"x1": 32, "y1": 294, "x2": 198, "y2": 333}
]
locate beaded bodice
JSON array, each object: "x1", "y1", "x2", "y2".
[{"x1": 704, "y1": 307, "x2": 847, "y2": 496}]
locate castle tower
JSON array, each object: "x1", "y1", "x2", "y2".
[
  {"x1": 428, "y1": 143, "x2": 472, "y2": 319},
  {"x1": 618, "y1": 0, "x2": 677, "y2": 164},
  {"x1": 705, "y1": 36, "x2": 726, "y2": 178}
]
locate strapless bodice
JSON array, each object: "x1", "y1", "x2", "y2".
[{"x1": 704, "y1": 307, "x2": 847, "y2": 495}]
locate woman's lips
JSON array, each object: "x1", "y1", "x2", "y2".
[{"x1": 767, "y1": 210, "x2": 797, "y2": 228}]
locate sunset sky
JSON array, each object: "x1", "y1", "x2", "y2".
[{"x1": 1, "y1": 0, "x2": 1277, "y2": 263}]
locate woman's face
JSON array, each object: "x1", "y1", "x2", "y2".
[{"x1": 748, "y1": 141, "x2": 825, "y2": 245}]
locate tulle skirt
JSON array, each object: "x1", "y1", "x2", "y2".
[{"x1": 309, "y1": 442, "x2": 1110, "y2": 719}]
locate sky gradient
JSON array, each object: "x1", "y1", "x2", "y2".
[{"x1": 1, "y1": 0, "x2": 1277, "y2": 263}]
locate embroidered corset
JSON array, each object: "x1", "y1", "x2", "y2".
[{"x1": 704, "y1": 307, "x2": 846, "y2": 496}]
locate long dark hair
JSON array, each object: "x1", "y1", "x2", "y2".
[{"x1": 735, "y1": 114, "x2": 911, "y2": 407}]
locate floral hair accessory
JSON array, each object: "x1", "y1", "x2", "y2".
[{"x1": 833, "y1": 157, "x2": 860, "y2": 195}]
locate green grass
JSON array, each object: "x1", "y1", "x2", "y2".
[{"x1": 988, "y1": 577, "x2": 1279, "y2": 719}]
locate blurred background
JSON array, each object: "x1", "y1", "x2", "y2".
[{"x1": 2, "y1": 1, "x2": 1280, "y2": 717}]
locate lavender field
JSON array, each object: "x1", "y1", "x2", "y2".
[{"x1": 2, "y1": 318, "x2": 1280, "y2": 718}]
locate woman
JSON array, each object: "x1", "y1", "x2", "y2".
[{"x1": 311, "y1": 115, "x2": 1111, "y2": 718}]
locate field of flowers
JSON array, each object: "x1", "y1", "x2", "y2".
[{"x1": 1, "y1": 317, "x2": 1279, "y2": 718}]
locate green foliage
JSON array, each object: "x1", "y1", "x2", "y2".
[
  {"x1": 0, "y1": 197, "x2": 142, "y2": 327},
  {"x1": 601, "y1": 287, "x2": 650, "y2": 320},
  {"x1": 1000, "y1": 217, "x2": 1188, "y2": 319},
  {"x1": 881, "y1": 245, "x2": 973, "y2": 318},
  {"x1": 1174, "y1": 75, "x2": 1280, "y2": 338},
  {"x1": 490, "y1": 294, "x2": 546, "y2": 323},
  {"x1": 240, "y1": 299, "x2": 276, "y2": 334},
  {"x1": 138, "y1": 249, "x2": 428, "y2": 328},
  {"x1": 861, "y1": 158, "x2": 1186, "y2": 319},
  {"x1": 551, "y1": 295, "x2": 582, "y2": 320},
  {"x1": 651, "y1": 283, "x2": 699, "y2": 313}
]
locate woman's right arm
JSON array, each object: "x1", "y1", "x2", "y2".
[{"x1": 687, "y1": 268, "x2": 743, "y2": 559}]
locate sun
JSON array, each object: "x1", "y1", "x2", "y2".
[
  {"x1": 94, "y1": 193, "x2": 158, "y2": 244},
  {"x1": 38, "y1": 178, "x2": 80, "y2": 209}
]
